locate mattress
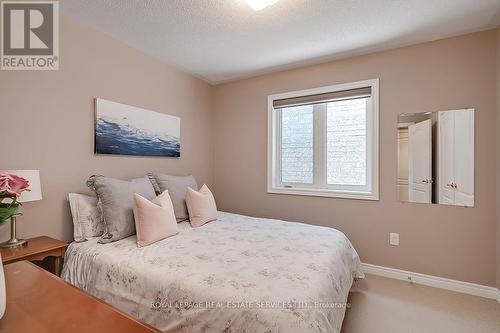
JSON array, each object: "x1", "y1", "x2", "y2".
[{"x1": 61, "y1": 211, "x2": 364, "y2": 333}]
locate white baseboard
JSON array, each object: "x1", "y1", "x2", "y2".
[{"x1": 361, "y1": 263, "x2": 500, "y2": 303}]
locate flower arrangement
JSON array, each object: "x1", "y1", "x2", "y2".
[{"x1": 0, "y1": 172, "x2": 30, "y2": 225}]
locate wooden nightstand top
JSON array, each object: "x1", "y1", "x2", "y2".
[
  {"x1": 0, "y1": 261, "x2": 162, "y2": 333},
  {"x1": 1, "y1": 236, "x2": 67, "y2": 265}
]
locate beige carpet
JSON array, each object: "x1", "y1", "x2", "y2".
[{"x1": 342, "y1": 274, "x2": 500, "y2": 333}]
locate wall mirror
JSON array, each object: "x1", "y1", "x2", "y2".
[{"x1": 397, "y1": 109, "x2": 474, "y2": 207}]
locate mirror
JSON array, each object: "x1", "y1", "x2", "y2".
[{"x1": 397, "y1": 109, "x2": 474, "y2": 207}]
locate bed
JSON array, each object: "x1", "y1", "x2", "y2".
[{"x1": 61, "y1": 211, "x2": 363, "y2": 333}]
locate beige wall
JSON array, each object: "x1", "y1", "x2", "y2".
[
  {"x1": 496, "y1": 28, "x2": 500, "y2": 289},
  {"x1": 214, "y1": 30, "x2": 498, "y2": 286},
  {"x1": 0, "y1": 16, "x2": 215, "y2": 242}
]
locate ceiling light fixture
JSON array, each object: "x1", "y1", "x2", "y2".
[{"x1": 246, "y1": 0, "x2": 279, "y2": 11}]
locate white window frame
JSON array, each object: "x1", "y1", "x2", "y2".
[{"x1": 267, "y1": 79, "x2": 379, "y2": 200}]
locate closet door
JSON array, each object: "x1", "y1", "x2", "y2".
[
  {"x1": 397, "y1": 129, "x2": 409, "y2": 201},
  {"x1": 453, "y1": 109, "x2": 474, "y2": 206},
  {"x1": 408, "y1": 119, "x2": 432, "y2": 203},
  {"x1": 438, "y1": 111, "x2": 455, "y2": 205}
]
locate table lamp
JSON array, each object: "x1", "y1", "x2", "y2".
[{"x1": 0, "y1": 170, "x2": 42, "y2": 248}]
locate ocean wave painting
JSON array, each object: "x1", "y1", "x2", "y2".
[{"x1": 95, "y1": 99, "x2": 180, "y2": 157}]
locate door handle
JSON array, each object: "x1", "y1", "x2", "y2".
[{"x1": 421, "y1": 179, "x2": 433, "y2": 184}]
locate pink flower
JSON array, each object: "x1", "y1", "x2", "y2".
[{"x1": 0, "y1": 172, "x2": 30, "y2": 197}]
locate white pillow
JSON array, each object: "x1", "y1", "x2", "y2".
[
  {"x1": 68, "y1": 193, "x2": 105, "y2": 241},
  {"x1": 133, "y1": 190, "x2": 178, "y2": 247},
  {"x1": 185, "y1": 184, "x2": 217, "y2": 228}
]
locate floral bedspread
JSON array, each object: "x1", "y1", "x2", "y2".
[{"x1": 62, "y1": 211, "x2": 363, "y2": 333}]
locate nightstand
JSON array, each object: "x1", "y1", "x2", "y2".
[{"x1": 0, "y1": 236, "x2": 67, "y2": 276}]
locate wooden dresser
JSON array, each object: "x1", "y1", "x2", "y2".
[{"x1": 0, "y1": 261, "x2": 162, "y2": 333}]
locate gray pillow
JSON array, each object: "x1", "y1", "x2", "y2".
[
  {"x1": 150, "y1": 173, "x2": 198, "y2": 222},
  {"x1": 87, "y1": 175, "x2": 156, "y2": 243},
  {"x1": 147, "y1": 172, "x2": 161, "y2": 195}
]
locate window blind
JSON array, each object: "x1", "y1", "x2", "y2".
[{"x1": 273, "y1": 86, "x2": 371, "y2": 109}]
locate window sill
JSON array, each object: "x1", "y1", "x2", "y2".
[{"x1": 267, "y1": 186, "x2": 379, "y2": 201}]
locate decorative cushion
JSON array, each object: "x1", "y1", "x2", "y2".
[
  {"x1": 185, "y1": 184, "x2": 217, "y2": 228},
  {"x1": 147, "y1": 172, "x2": 161, "y2": 195},
  {"x1": 68, "y1": 193, "x2": 105, "y2": 241},
  {"x1": 149, "y1": 173, "x2": 198, "y2": 222},
  {"x1": 86, "y1": 175, "x2": 156, "y2": 243},
  {"x1": 133, "y1": 190, "x2": 178, "y2": 247}
]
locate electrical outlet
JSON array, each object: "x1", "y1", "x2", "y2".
[{"x1": 389, "y1": 232, "x2": 399, "y2": 246}]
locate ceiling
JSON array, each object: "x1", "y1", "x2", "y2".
[{"x1": 61, "y1": 0, "x2": 500, "y2": 84}]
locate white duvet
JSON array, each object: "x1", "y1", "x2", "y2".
[{"x1": 62, "y1": 212, "x2": 363, "y2": 333}]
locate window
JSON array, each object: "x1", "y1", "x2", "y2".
[
  {"x1": 280, "y1": 105, "x2": 314, "y2": 184},
  {"x1": 268, "y1": 79, "x2": 379, "y2": 200}
]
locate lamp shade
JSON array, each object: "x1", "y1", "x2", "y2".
[{"x1": 4, "y1": 170, "x2": 42, "y2": 202}]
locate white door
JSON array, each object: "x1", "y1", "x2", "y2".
[
  {"x1": 408, "y1": 119, "x2": 432, "y2": 203},
  {"x1": 438, "y1": 111, "x2": 455, "y2": 205},
  {"x1": 397, "y1": 129, "x2": 409, "y2": 201},
  {"x1": 453, "y1": 109, "x2": 474, "y2": 207}
]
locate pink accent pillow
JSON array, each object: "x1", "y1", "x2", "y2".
[
  {"x1": 133, "y1": 190, "x2": 178, "y2": 247},
  {"x1": 185, "y1": 184, "x2": 217, "y2": 227}
]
